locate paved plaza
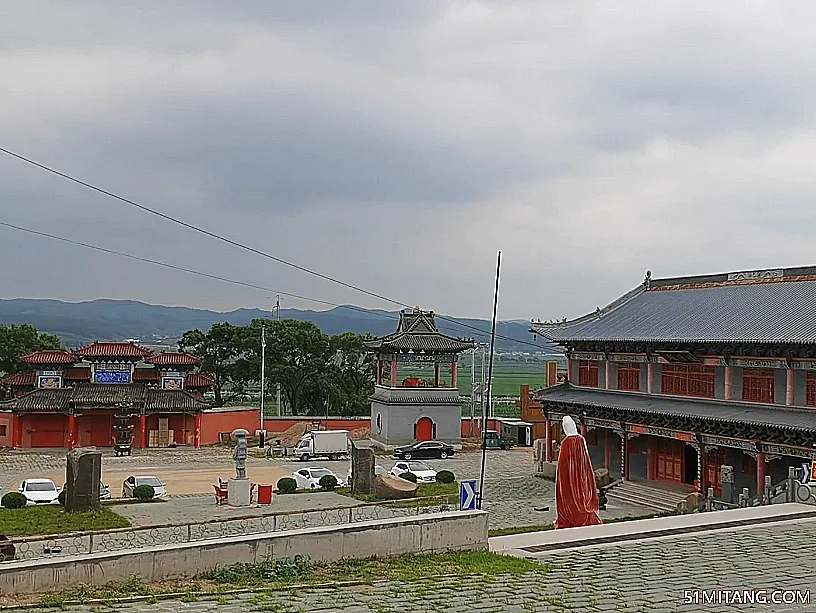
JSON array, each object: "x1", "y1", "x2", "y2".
[
  {"x1": 21, "y1": 517, "x2": 816, "y2": 612},
  {"x1": 0, "y1": 447, "x2": 649, "y2": 530}
]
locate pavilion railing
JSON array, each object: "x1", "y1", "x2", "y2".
[
  {"x1": 0, "y1": 495, "x2": 457, "y2": 565},
  {"x1": 702, "y1": 466, "x2": 816, "y2": 512}
]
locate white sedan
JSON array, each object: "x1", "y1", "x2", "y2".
[
  {"x1": 389, "y1": 461, "x2": 438, "y2": 484},
  {"x1": 19, "y1": 479, "x2": 60, "y2": 505},
  {"x1": 293, "y1": 467, "x2": 345, "y2": 490}
]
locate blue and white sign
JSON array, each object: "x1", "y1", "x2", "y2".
[
  {"x1": 459, "y1": 479, "x2": 477, "y2": 511},
  {"x1": 800, "y1": 463, "x2": 816, "y2": 484}
]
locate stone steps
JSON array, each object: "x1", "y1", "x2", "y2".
[{"x1": 607, "y1": 480, "x2": 688, "y2": 513}]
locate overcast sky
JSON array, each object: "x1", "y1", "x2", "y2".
[{"x1": 1, "y1": 2, "x2": 815, "y2": 322}]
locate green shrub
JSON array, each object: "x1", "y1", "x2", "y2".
[
  {"x1": 57, "y1": 490, "x2": 66, "y2": 506},
  {"x1": 132, "y1": 484, "x2": 155, "y2": 502},
  {"x1": 1, "y1": 492, "x2": 26, "y2": 509},
  {"x1": 435, "y1": 470, "x2": 455, "y2": 484},
  {"x1": 319, "y1": 475, "x2": 338, "y2": 491},
  {"x1": 277, "y1": 478, "x2": 297, "y2": 494},
  {"x1": 399, "y1": 472, "x2": 418, "y2": 483}
]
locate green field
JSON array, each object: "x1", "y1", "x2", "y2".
[{"x1": 398, "y1": 360, "x2": 558, "y2": 397}]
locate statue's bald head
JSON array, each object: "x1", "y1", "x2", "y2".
[{"x1": 562, "y1": 415, "x2": 579, "y2": 437}]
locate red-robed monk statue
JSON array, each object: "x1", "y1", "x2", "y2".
[{"x1": 555, "y1": 415, "x2": 603, "y2": 529}]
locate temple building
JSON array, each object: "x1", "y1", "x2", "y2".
[
  {"x1": 528, "y1": 266, "x2": 816, "y2": 498},
  {"x1": 0, "y1": 342, "x2": 215, "y2": 449},
  {"x1": 365, "y1": 308, "x2": 476, "y2": 447}
]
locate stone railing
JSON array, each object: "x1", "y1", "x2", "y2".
[{"x1": 702, "y1": 467, "x2": 816, "y2": 512}]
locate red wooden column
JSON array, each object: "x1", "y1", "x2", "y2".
[
  {"x1": 390, "y1": 360, "x2": 398, "y2": 387},
  {"x1": 139, "y1": 414, "x2": 147, "y2": 449},
  {"x1": 724, "y1": 365, "x2": 733, "y2": 400},
  {"x1": 786, "y1": 369, "x2": 795, "y2": 405},
  {"x1": 451, "y1": 361, "x2": 457, "y2": 388},
  {"x1": 434, "y1": 362, "x2": 440, "y2": 386},
  {"x1": 10, "y1": 414, "x2": 20, "y2": 449},
  {"x1": 604, "y1": 429, "x2": 612, "y2": 469},
  {"x1": 756, "y1": 452, "x2": 766, "y2": 495},
  {"x1": 194, "y1": 413, "x2": 202, "y2": 448},
  {"x1": 544, "y1": 418, "x2": 553, "y2": 462},
  {"x1": 580, "y1": 422, "x2": 588, "y2": 438},
  {"x1": 67, "y1": 414, "x2": 77, "y2": 450},
  {"x1": 376, "y1": 360, "x2": 382, "y2": 385}
]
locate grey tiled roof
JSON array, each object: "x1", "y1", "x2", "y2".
[
  {"x1": 0, "y1": 389, "x2": 72, "y2": 412},
  {"x1": 371, "y1": 386, "x2": 462, "y2": 405},
  {"x1": 145, "y1": 390, "x2": 210, "y2": 412},
  {"x1": 72, "y1": 383, "x2": 146, "y2": 407},
  {"x1": 537, "y1": 384, "x2": 816, "y2": 431},
  {"x1": 365, "y1": 308, "x2": 476, "y2": 353},
  {"x1": 532, "y1": 279, "x2": 816, "y2": 343}
]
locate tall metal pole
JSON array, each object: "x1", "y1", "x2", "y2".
[
  {"x1": 478, "y1": 251, "x2": 502, "y2": 510},
  {"x1": 480, "y1": 344, "x2": 485, "y2": 423},
  {"x1": 276, "y1": 295, "x2": 282, "y2": 416},
  {"x1": 470, "y1": 347, "x2": 476, "y2": 437},
  {"x1": 260, "y1": 325, "x2": 266, "y2": 428}
]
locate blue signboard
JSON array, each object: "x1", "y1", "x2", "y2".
[
  {"x1": 459, "y1": 479, "x2": 477, "y2": 511},
  {"x1": 94, "y1": 371, "x2": 131, "y2": 384}
]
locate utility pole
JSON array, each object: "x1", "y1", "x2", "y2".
[
  {"x1": 276, "y1": 295, "x2": 282, "y2": 417},
  {"x1": 470, "y1": 347, "x2": 476, "y2": 437},
  {"x1": 480, "y1": 344, "x2": 486, "y2": 423},
  {"x1": 260, "y1": 324, "x2": 266, "y2": 429}
]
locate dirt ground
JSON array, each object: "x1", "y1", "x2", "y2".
[{"x1": 33, "y1": 465, "x2": 296, "y2": 497}]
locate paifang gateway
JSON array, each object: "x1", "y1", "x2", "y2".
[{"x1": 522, "y1": 265, "x2": 816, "y2": 498}]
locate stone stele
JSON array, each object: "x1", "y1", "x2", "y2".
[
  {"x1": 351, "y1": 440, "x2": 376, "y2": 496},
  {"x1": 65, "y1": 447, "x2": 102, "y2": 513}
]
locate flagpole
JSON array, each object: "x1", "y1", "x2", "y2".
[{"x1": 477, "y1": 251, "x2": 502, "y2": 510}]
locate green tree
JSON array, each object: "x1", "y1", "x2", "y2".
[
  {"x1": 327, "y1": 332, "x2": 375, "y2": 416},
  {"x1": 245, "y1": 319, "x2": 334, "y2": 415},
  {"x1": 0, "y1": 324, "x2": 62, "y2": 377},
  {"x1": 178, "y1": 323, "x2": 251, "y2": 407}
]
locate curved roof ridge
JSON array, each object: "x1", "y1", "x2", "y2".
[{"x1": 531, "y1": 283, "x2": 646, "y2": 337}]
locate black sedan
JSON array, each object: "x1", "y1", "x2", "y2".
[{"x1": 394, "y1": 441, "x2": 455, "y2": 460}]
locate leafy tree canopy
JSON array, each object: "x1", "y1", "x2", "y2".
[{"x1": 0, "y1": 324, "x2": 62, "y2": 377}]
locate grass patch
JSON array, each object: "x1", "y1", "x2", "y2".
[
  {"x1": 487, "y1": 511, "x2": 679, "y2": 538},
  {"x1": 33, "y1": 551, "x2": 546, "y2": 607},
  {"x1": 336, "y1": 482, "x2": 458, "y2": 503},
  {"x1": 0, "y1": 505, "x2": 130, "y2": 537}
]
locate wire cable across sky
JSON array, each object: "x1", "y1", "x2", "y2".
[{"x1": 0, "y1": 146, "x2": 552, "y2": 350}]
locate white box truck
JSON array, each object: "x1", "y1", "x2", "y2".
[{"x1": 293, "y1": 430, "x2": 349, "y2": 461}]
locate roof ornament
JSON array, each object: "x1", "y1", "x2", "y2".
[{"x1": 645, "y1": 270, "x2": 652, "y2": 289}]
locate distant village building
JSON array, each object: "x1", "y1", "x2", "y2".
[
  {"x1": 0, "y1": 342, "x2": 217, "y2": 449},
  {"x1": 365, "y1": 308, "x2": 476, "y2": 447},
  {"x1": 527, "y1": 266, "x2": 816, "y2": 497}
]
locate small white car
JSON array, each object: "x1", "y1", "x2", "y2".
[
  {"x1": 19, "y1": 479, "x2": 60, "y2": 505},
  {"x1": 293, "y1": 467, "x2": 345, "y2": 490},
  {"x1": 389, "y1": 461, "x2": 438, "y2": 484},
  {"x1": 122, "y1": 475, "x2": 167, "y2": 499}
]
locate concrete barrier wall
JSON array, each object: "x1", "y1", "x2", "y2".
[{"x1": 0, "y1": 511, "x2": 488, "y2": 596}]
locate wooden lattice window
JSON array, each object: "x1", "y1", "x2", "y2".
[
  {"x1": 578, "y1": 361, "x2": 599, "y2": 387},
  {"x1": 807, "y1": 372, "x2": 816, "y2": 407},
  {"x1": 617, "y1": 363, "x2": 641, "y2": 391},
  {"x1": 661, "y1": 364, "x2": 715, "y2": 399},
  {"x1": 742, "y1": 368, "x2": 775, "y2": 404}
]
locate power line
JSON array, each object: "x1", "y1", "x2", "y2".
[{"x1": 0, "y1": 146, "x2": 552, "y2": 350}]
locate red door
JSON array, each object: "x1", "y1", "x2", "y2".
[
  {"x1": 705, "y1": 449, "x2": 724, "y2": 496},
  {"x1": 655, "y1": 438, "x2": 683, "y2": 482},
  {"x1": 416, "y1": 417, "x2": 434, "y2": 442},
  {"x1": 89, "y1": 415, "x2": 113, "y2": 447},
  {"x1": 30, "y1": 428, "x2": 65, "y2": 447}
]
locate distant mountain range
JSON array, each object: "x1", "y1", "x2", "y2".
[{"x1": 0, "y1": 299, "x2": 561, "y2": 353}]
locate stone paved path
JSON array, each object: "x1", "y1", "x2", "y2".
[
  {"x1": 26, "y1": 518, "x2": 816, "y2": 612},
  {"x1": 0, "y1": 448, "x2": 650, "y2": 530}
]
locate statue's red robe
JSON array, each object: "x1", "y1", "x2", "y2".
[{"x1": 555, "y1": 435, "x2": 603, "y2": 529}]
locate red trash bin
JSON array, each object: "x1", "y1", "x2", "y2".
[{"x1": 257, "y1": 484, "x2": 273, "y2": 505}]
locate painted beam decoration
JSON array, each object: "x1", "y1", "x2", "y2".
[
  {"x1": 793, "y1": 361, "x2": 816, "y2": 370},
  {"x1": 761, "y1": 443, "x2": 816, "y2": 461},
  {"x1": 571, "y1": 352, "x2": 605, "y2": 361},
  {"x1": 609, "y1": 354, "x2": 650, "y2": 363},
  {"x1": 726, "y1": 269, "x2": 783, "y2": 282},
  {"x1": 93, "y1": 363, "x2": 133, "y2": 384},
  {"x1": 730, "y1": 358, "x2": 787, "y2": 369},
  {"x1": 628, "y1": 424, "x2": 694, "y2": 441},
  {"x1": 382, "y1": 353, "x2": 458, "y2": 364}
]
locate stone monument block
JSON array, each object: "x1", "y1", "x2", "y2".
[
  {"x1": 65, "y1": 447, "x2": 102, "y2": 513},
  {"x1": 228, "y1": 478, "x2": 251, "y2": 506},
  {"x1": 720, "y1": 464, "x2": 734, "y2": 503},
  {"x1": 351, "y1": 440, "x2": 376, "y2": 496},
  {"x1": 373, "y1": 474, "x2": 418, "y2": 500}
]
